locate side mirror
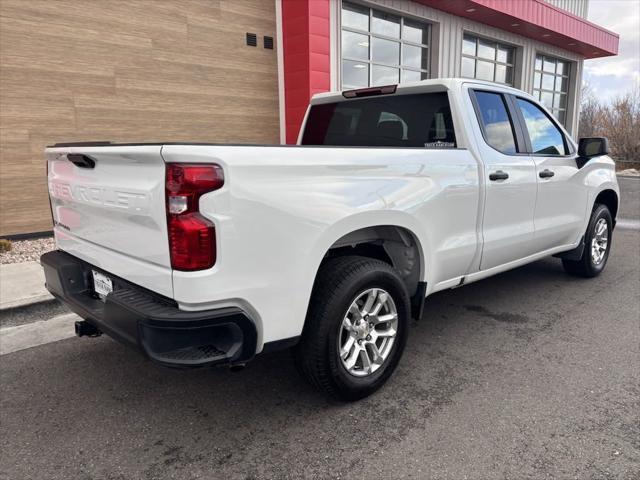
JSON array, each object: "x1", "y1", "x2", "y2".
[{"x1": 577, "y1": 137, "x2": 610, "y2": 168}]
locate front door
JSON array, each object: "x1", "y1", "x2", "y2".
[
  {"x1": 469, "y1": 89, "x2": 539, "y2": 270},
  {"x1": 513, "y1": 98, "x2": 588, "y2": 251}
]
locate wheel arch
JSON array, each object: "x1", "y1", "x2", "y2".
[
  {"x1": 323, "y1": 225, "x2": 425, "y2": 297},
  {"x1": 301, "y1": 212, "x2": 431, "y2": 326},
  {"x1": 594, "y1": 188, "x2": 619, "y2": 223}
]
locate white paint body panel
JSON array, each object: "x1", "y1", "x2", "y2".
[
  {"x1": 532, "y1": 153, "x2": 589, "y2": 250},
  {"x1": 163, "y1": 144, "x2": 480, "y2": 345},
  {"x1": 459, "y1": 85, "x2": 539, "y2": 269},
  {"x1": 45, "y1": 79, "x2": 619, "y2": 352},
  {"x1": 47, "y1": 146, "x2": 173, "y2": 297}
]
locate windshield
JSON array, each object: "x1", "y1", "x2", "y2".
[{"x1": 301, "y1": 92, "x2": 456, "y2": 148}]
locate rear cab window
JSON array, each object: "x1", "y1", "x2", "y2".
[{"x1": 301, "y1": 92, "x2": 456, "y2": 148}]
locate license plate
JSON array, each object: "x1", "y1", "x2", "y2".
[{"x1": 92, "y1": 270, "x2": 113, "y2": 298}]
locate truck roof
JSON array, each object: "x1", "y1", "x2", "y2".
[{"x1": 310, "y1": 78, "x2": 534, "y2": 104}]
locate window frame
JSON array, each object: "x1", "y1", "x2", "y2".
[
  {"x1": 340, "y1": 1, "x2": 432, "y2": 89},
  {"x1": 469, "y1": 88, "x2": 573, "y2": 158},
  {"x1": 461, "y1": 33, "x2": 516, "y2": 86}
]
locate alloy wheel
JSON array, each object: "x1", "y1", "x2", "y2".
[
  {"x1": 337, "y1": 288, "x2": 398, "y2": 377},
  {"x1": 591, "y1": 218, "x2": 609, "y2": 265}
]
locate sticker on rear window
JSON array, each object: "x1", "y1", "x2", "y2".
[{"x1": 424, "y1": 141, "x2": 455, "y2": 148}]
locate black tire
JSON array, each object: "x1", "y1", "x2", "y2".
[
  {"x1": 562, "y1": 203, "x2": 613, "y2": 278},
  {"x1": 294, "y1": 256, "x2": 410, "y2": 401}
]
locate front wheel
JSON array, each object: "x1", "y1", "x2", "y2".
[
  {"x1": 295, "y1": 256, "x2": 410, "y2": 401},
  {"x1": 562, "y1": 203, "x2": 613, "y2": 277}
]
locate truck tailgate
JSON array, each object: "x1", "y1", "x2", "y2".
[{"x1": 46, "y1": 145, "x2": 173, "y2": 297}]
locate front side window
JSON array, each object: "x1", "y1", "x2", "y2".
[
  {"x1": 516, "y1": 98, "x2": 567, "y2": 155},
  {"x1": 462, "y1": 34, "x2": 515, "y2": 86},
  {"x1": 301, "y1": 92, "x2": 455, "y2": 147},
  {"x1": 532, "y1": 54, "x2": 570, "y2": 124},
  {"x1": 341, "y1": 2, "x2": 430, "y2": 89},
  {"x1": 473, "y1": 91, "x2": 518, "y2": 154}
]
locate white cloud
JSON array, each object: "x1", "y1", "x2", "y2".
[{"x1": 585, "y1": 0, "x2": 640, "y2": 102}]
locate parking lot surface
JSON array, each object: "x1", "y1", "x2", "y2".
[{"x1": 1, "y1": 178, "x2": 638, "y2": 480}]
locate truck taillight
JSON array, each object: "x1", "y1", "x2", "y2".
[{"x1": 165, "y1": 163, "x2": 224, "y2": 271}]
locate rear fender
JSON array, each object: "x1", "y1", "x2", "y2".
[{"x1": 300, "y1": 211, "x2": 431, "y2": 320}]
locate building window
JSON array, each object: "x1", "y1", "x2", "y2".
[
  {"x1": 461, "y1": 34, "x2": 514, "y2": 86},
  {"x1": 341, "y1": 2, "x2": 430, "y2": 89},
  {"x1": 532, "y1": 54, "x2": 570, "y2": 124}
]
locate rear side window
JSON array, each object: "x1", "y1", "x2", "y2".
[
  {"x1": 301, "y1": 92, "x2": 456, "y2": 148},
  {"x1": 473, "y1": 91, "x2": 518, "y2": 154},
  {"x1": 516, "y1": 98, "x2": 567, "y2": 155}
]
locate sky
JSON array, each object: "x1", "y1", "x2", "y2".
[{"x1": 584, "y1": 0, "x2": 640, "y2": 102}]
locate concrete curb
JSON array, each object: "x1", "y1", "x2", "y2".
[
  {"x1": 0, "y1": 297, "x2": 69, "y2": 330},
  {"x1": 0, "y1": 313, "x2": 79, "y2": 355},
  {"x1": 1, "y1": 292, "x2": 54, "y2": 310},
  {"x1": 616, "y1": 218, "x2": 640, "y2": 230}
]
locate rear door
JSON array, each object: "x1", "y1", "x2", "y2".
[
  {"x1": 47, "y1": 145, "x2": 173, "y2": 297},
  {"x1": 512, "y1": 97, "x2": 588, "y2": 250},
  {"x1": 469, "y1": 89, "x2": 539, "y2": 270}
]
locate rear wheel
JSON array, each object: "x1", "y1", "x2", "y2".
[
  {"x1": 295, "y1": 256, "x2": 410, "y2": 401},
  {"x1": 562, "y1": 204, "x2": 613, "y2": 277}
]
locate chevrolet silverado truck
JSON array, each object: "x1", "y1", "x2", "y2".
[{"x1": 41, "y1": 79, "x2": 619, "y2": 400}]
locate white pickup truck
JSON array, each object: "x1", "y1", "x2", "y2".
[{"x1": 42, "y1": 79, "x2": 619, "y2": 400}]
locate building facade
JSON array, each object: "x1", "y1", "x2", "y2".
[{"x1": 0, "y1": 0, "x2": 618, "y2": 236}]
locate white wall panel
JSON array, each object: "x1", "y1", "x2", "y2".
[{"x1": 545, "y1": 0, "x2": 589, "y2": 18}]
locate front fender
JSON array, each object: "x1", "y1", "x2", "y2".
[
  {"x1": 580, "y1": 156, "x2": 619, "y2": 229},
  {"x1": 584, "y1": 158, "x2": 618, "y2": 201}
]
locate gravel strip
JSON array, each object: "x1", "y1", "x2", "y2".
[{"x1": 0, "y1": 237, "x2": 55, "y2": 265}]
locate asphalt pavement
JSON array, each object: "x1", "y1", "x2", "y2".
[{"x1": 1, "y1": 178, "x2": 638, "y2": 480}]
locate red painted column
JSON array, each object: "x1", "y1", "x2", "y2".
[{"x1": 281, "y1": 0, "x2": 331, "y2": 144}]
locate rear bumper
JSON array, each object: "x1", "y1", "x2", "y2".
[{"x1": 40, "y1": 250, "x2": 257, "y2": 368}]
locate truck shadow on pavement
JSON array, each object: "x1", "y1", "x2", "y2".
[
  {"x1": 1, "y1": 256, "x2": 615, "y2": 478},
  {"x1": 68, "y1": 258, "x2": 572, "y2": 405}
]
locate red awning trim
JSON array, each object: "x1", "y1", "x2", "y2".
[{"x1": 415, "y1": 0, "x2": 618, "y2": 58}]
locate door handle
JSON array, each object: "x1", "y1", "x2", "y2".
[
  {"x1": 539, "y1": 169, "x2": 555, "y2": 179},
  {"x1": 489, "y1": 170, "x2": 509, "y2": 181}
]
